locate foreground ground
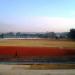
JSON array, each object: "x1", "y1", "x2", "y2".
[
  {"x1": 0, "y1": 39, "x2": 75, "y2": 48},
  {"x1": 0, "y1": 70, "x2": 75, "y2": 75},
  {"x1": 0, "y1": 64, "x2": 75, "y2": 75}
]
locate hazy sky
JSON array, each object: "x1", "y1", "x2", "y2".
[{"x1": 0, "y1": 0, "x2": 75, "y2": 32}]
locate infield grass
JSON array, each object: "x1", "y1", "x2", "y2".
[{"x1": 0, "y1": 39, "x2": 75, "y2": 48}]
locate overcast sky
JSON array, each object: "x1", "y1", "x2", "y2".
[{"x1": 0, "y1": 0, "x2": 75, "y2": 32}]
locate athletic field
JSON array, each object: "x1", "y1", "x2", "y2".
[
  {"x1": 0, "y1": 39, "x2": 75, "y2": 48},
  {"x1": 0, "y1": 39, "x2": 75, "y2": 70}
]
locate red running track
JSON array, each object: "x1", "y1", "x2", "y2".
[{"x1": 0, "y1": 46, "x2": 75, "y2": 58}]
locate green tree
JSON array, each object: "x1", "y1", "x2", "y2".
[
  {"x1": 68, "y1": 29, "x2": 75, "y2": 39},
  {"x1": 0, "y1": 33, "x2": 4, "y2": 38}
]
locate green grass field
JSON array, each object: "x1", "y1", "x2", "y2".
[{"x1": 0, "y1": 39, "x2": 75, "y2": 48}]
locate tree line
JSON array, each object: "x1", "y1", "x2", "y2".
[{"x1": 0, "y1": 29, "x2": 75, "y2": 40}]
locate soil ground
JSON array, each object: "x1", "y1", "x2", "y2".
[{"x1": 0, "y1": 65, "x2": 75, "y2": 75}]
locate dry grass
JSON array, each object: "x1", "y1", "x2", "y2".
[
  {"x1": 0, "y1": 39, "x2": 75, "y2": 48},
  {"x1": 29, "y1": 64, "x2": 75, "y2": 69}
]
